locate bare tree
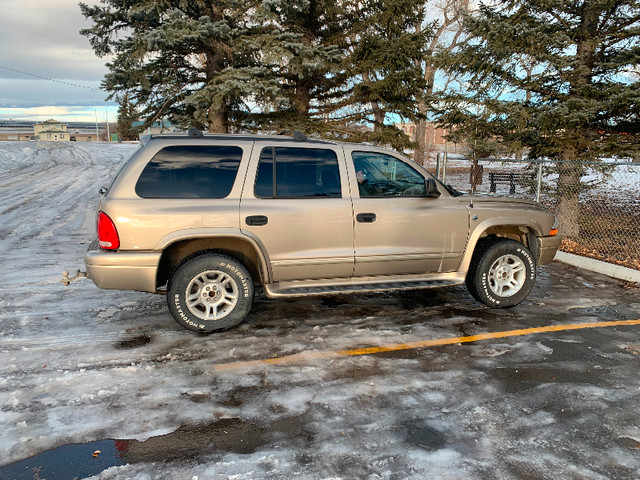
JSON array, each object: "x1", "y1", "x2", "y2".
[{"x1": 414, "y1": 0, "x2": 469, "y2": 165}]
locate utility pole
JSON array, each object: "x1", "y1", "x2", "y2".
[
  {"x1": 105, "y1": 104, "x2": 110, "y2": 141},
  {"x1": 94, "y1": 102, "x2": 99, "y2": 142}
]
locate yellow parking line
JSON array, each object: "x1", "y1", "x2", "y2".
[{"x1": 213, "y1": 319, "x2": 640, "y2": 372}]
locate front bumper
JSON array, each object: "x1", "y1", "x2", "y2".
[
  {"x1": 85, "y1": 243, "x2": 161, "y2": 293},
  {"x1": 538, "y1": 234, "x2": 562, "y2": 265}
]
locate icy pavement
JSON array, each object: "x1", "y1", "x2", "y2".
[{"x1": 1, "y1": 142, "x2": 640, "y2": 479}]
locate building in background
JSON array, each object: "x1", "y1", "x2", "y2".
[
  {"x1": 0, "y1": 120, "x2": 36, "y2": 141},
  {"x1": 0, "y1": 120, "x2": 111, "y2": 142},
  {"x1": 34, "y1": 119, "x2": 69, "y2": 141},
  {"x1": 395, "y1": 122, "x2": 468, "y2": 154}
]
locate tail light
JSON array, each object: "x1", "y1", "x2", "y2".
[{"x1": 97, "y1": 212, "x2": 120, "y2": 249}]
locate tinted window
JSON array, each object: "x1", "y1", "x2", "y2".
[
  {"x1": 254, "y1": 147, "x2": 341, "y2": 198},
  {"x1": 135, "y1": 145, "x2": 242, "y2": 199},
  {"x1": 254, "y1": 148, "x2": 275, "y2": 198},
  {"x1": 352, "y1": 151, "x2": 426, "y2": 197}
]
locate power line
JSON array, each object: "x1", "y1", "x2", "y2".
[{"x1": 0, "y1": 65, "x2": 101, "y2": 91}]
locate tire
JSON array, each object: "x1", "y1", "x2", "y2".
[
  {"x1": 466, "y1": 239, "x2": 536, "y2": 308},
  {"x1": 167, "y1": 254, "x2": 254, "y2": 333}
]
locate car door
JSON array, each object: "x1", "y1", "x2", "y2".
[
  {"x1": 240, "y1": 143, "x2": 355, "y2": 282},
  {"x1": 346, "y1": 146, "x2": 469, "y2": 277}
]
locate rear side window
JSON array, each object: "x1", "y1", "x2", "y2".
[
  {"x1": 254, "y1": 147, "x2": 341, "y2": 198},
  {"x1": 135, "y1": 145, "x2": 242, "y2": 199}
]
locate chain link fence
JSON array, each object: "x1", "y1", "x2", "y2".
[{"x1": 424, "y1": 154, "x2": 640, "y2": 271}]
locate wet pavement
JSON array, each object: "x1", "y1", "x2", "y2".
[
  {"x1": 1, "y1": 262, "x2": 640, "y2": 479},
  {"x1": 1, "y1": 143, "x2": 639, "y2": 479}
]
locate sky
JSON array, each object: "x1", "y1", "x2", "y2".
[{"x1": 0, "y1": 0, "x2": 118, "y2": 122}]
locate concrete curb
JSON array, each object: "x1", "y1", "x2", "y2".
[{"x1": 554, "y1": 251, "x2": 640, "y2": 283}]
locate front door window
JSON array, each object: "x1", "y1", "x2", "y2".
[{"x1": 353, "y1": 151, "x2": 426, "y2": 197}]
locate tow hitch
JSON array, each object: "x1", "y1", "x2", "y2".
[{"x1": 61, "y1": 269, "x2": 89, "y2": 286}]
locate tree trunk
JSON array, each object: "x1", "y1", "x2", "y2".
[
  {"x1": 555, "y1": 14, "x2": 596, "y2": 238},
  {"x1": 556, "y1": 160, "x2": 583, "y2": 238},
  {"x1": 415, "y1": 66, "x2": 435, "y2": 165},
  {"x1": 414, "y1": 114, "x2": 428, "y2": 166},
  {"x1": 372, "y1": 104, "x2": 385, "y2": 132},
  {"x1": 295, "y1": 80, "x2": 311, "y2": 118},
  {"x1": 208, "y1": 103, "x2": 228, "y2": 133},
  {"x1": 205, "y1": 50, "x2": 228, "y2": 133}
]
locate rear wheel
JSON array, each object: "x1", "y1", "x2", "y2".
[
  {"x1": 167, "y1": 254, "x2": 254, "y2": 332},
  {"x1": 466, "y1": 239, "x2": 536, "y2": 308}
]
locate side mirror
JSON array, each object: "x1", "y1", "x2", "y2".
[{"x1": 426, "y1": 178, "x2": 441, "y2": 198}]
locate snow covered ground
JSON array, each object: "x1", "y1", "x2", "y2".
[{"x1": 1, "y1": 141, "x2": 640, "y2": 479}]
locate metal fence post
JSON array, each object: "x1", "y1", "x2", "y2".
[
  {"x1": 442, "y1": 152, "x2": 448, "y2": 184},
  {"x1": 536, "y1": 160, "x2": 543, "y2": 203},
  {"x1": 435, "y1": 153, "x2": 441, "y2": 180}
]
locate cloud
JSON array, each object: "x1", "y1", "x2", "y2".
[
  {"x1": 0, "y1": 1, "x2": 109, "y2": 83},
  {"x1": 0, "y1": 105, "x2": 118, "y2": 123},
  {"x1": 0, "y1": 78, "x2": 112, "y2": 108}
]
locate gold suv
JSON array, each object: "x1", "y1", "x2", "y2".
[{"x1": 85, "y1": 130, "x2": 561, "y2": 332}]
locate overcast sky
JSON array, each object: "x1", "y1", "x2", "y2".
[{"x1": 0, "y1": 0, "x2": 116, "y2": 122}]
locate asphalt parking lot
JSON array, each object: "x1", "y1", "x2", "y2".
[
  {"x1": 2, "y1": 261, "x2": 640, "y2": 480},
  {"x1": 1, "y1": 142, "x2": 639, "y2": 479}
]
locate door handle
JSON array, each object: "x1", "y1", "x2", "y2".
[
  {"x1": 246, "y1": 215, "x2": 269, "y2": 226},
  {"x1": 356, "y1": 213, "x2": 376, "y2": 223}
]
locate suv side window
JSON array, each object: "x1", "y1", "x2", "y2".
[
  {"x1": 135, "y1": 145, "x2": 242, "y2": 199},
  {"x1": 352, "y1": 151, "x2": 426, "y2": 197},
  {"x1": 255, "y1": 147, "x2": 341, "y2": 198}
]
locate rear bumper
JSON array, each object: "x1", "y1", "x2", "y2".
[
  {"x1": 538, "y1": 234, "x2": 562, "y2": 265},
  {"x1": 84, "y1": 243, "x2": 161, "y2": 293}
]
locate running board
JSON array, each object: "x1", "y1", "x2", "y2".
[{"x1": 264, "y1": 273, "x2": 465, "y2": 298}]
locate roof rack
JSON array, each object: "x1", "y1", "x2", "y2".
[
  {"x1": 187, "y1": 127, "x2": 203, "y2": 138},
  {"x1": 277, "y1": 130, "x2": 307, "y2": 141},
  {"x1": 141, "y1": 129, "x2": 336, "y2": 145}
]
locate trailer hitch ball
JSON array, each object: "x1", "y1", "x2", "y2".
[{"x1": 61, "y1": 270, "x2": 88, "y2": 286}]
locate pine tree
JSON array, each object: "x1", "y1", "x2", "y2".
[
  {"x1": 438, "y1": 0, "x2": 640, "y2": 236},
  {"x1": 217, "y1": 0, "x2": 347, "y2": 134},
  {"x1": 116, "y1": 94, "x2": 141, "y2": 141},
  {"x1": 80, "y1": 0, "x2": 255, "y2": 133},
  {"x1": 342, "y1": 0, "x2": 430, "y2": 150}
]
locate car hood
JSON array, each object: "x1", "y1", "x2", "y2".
[{"x1": 458, "y1": 193, "x2": 549, "y2": 213}]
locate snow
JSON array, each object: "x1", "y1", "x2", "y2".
[
  {"x1": 424, "y1": 154, "x2": 640, "y2": 205},
  {"x1": 1, "y1": 141, "x2": 640, "y2": 479}
]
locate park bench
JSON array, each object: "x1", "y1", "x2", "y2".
[{"x1": 489, "y1": 171, "x2": 536, "y2": 194}]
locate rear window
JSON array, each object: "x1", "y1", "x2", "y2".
[{"x1": 135, "y1": 145, "x2": 242, "y2": 199}]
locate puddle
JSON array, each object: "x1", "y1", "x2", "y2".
[
  {"x1": 403, "y1": 421, "x2": 446, "y2": 451},
  {"x1": 616, "y1": 436, "x2": 640, "y2": 450},
  {"x1": 1, "y1": 414, "x2": 314, "y2": 480},
  {"x1": 115, "y1": 334, "x2": 152, "y2": 350},
  {"x1": 0, "y1": 418, "x2": 266, "y2": 480},
  {"x1": 0, "y1": 439, "x2": 125, "y2": 480},
  {"x1": 490, "y1": 367, "x2": 606, "y2": 393}
]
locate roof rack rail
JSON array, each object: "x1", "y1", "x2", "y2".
[{"x1": 187, "y1": 127, "x2": 204, "y2": 138}]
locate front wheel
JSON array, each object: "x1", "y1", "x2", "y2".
[
  {"x1": 167, "y1": 254, "x2": 254, "y2": 332},
  {"x1": 466, "y1": 239, "x2": 536, "y2": 308}
]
